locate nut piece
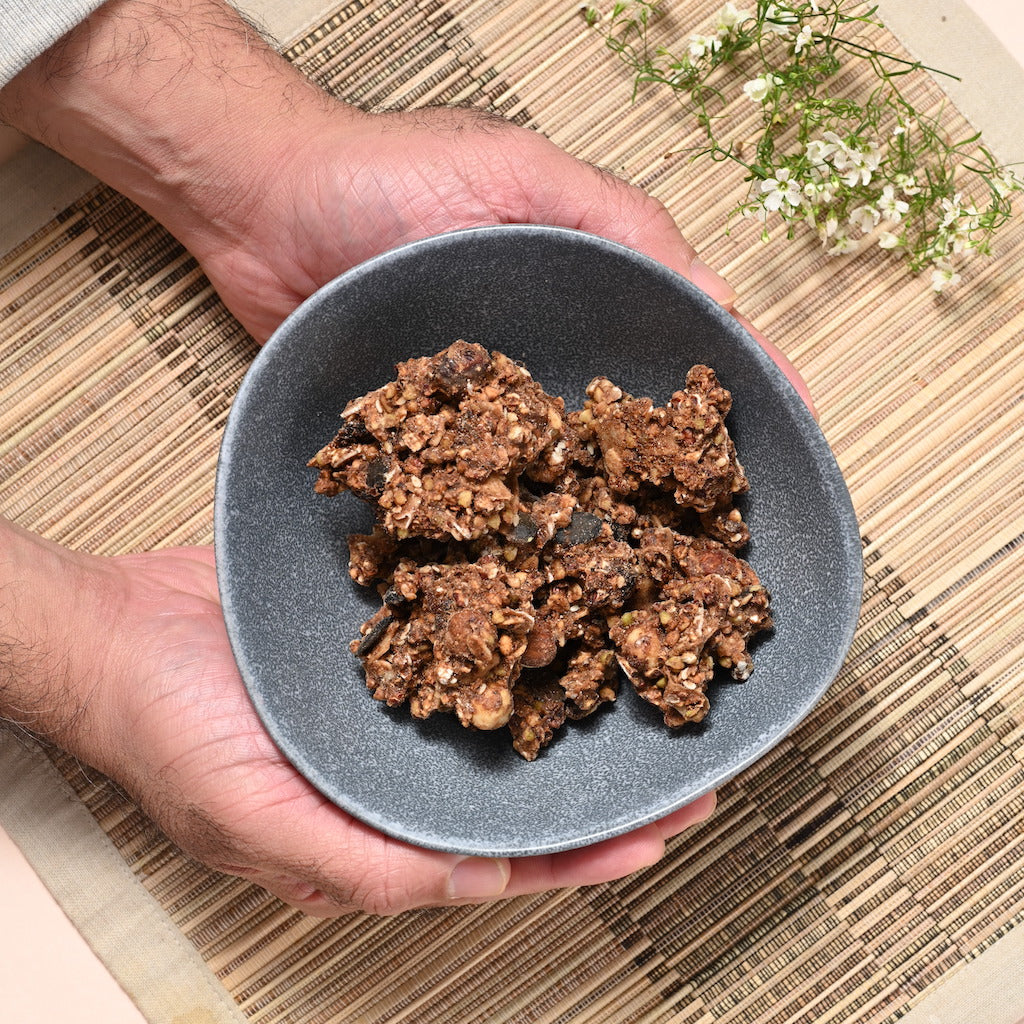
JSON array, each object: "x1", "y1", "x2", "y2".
[{"x1": 352, "y1": 558, "x2": 538, "y2": 732}]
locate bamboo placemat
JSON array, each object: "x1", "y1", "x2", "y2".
[{"x1": 2, "y1": 2, "x2": 1023, "y2": 1022}]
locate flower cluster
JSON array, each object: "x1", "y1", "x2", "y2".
[{"x1": 586, "y1": 0, "x2": 1022, "y2": 290}]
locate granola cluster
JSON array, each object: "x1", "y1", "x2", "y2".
[{"x1": 309, "y1": 340, "x2": 772, "y2": 759}]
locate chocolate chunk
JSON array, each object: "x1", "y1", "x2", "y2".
[
  {"x1": 553, "y1": 511, "x2": 603, "y2": 547},
  {"x1": 382, "y1": 585, "x2": 410, "y2": 609},
  {"x1": 511, "y1": 512, "x2": 539, "y2": 545}
]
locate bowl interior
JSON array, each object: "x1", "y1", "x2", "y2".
[{"x1": 215, "y1": 226, "x2": 862, "y2": 856}]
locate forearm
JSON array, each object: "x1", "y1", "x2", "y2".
[
  {"x1": 0, "y1": 519, "x2": 119, "y2": 767},
  {"x1": 0, "y1": 0, "x2": 344, "y2": 261}
]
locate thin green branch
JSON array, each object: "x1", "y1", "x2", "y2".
[{"x1": 585, "y1": 0, "x2": 1021, "y2": 290}]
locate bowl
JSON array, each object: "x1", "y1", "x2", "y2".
[{"x1": 214, "y1": 225, "x2": 862, "y2": 857}]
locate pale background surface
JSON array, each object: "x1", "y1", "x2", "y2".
[{"x1": 1, "y1": 1, "x2": 1022, "y2": 1022}]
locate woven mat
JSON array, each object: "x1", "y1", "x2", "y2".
[{"x1": 3, "y1": 1, "x2": 1024, "y2": 1021}]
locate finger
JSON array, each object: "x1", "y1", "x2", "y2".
[
  {"x1": 651, "y1": 790, "x2": 717, "y2": 839},
  {"x1": 732, "y1": 312, "x2": 818, "y2": 418},
  {"x1": 691, "y1": 258, "x2": 738, "y2": 310},
  {"x1": 556, "y1": 159, "x2": 739, "y2": 310},
  {"x1": 242, "y1": 785, "x2": 717, "y2": 916},
  {"x1": 528, "y1": 149, "x2": 814, "y2": 412},
  {"x1": 484, "y1": 791, "x2": 718, "y2": 903}
]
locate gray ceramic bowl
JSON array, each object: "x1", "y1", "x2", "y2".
[{"x1": 214, "y1": 225, "x2": 862, "y2": 857}]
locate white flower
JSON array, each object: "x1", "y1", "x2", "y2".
[
  {"x1": 816, "y1": 214, "x2": 839, "y2": 240},
  {"x1": 819, "y1": 131, "x2": 854, "y2": 171},
  {"x1": 993, "y1": 170, "x2": 1021, "y2": 198},
  {"x1": 688, "y1": 33, "x2": 721, "y2": 59},
  {"x1": 810, "y1": 165, "x2": 839, "y2": 203},
  {"x1": 944, "y1": 203, "x2": 980, "y2": 254},
  {"x1": 741, "y1": 199, "x2": 770, "y2": 223},
  {"x1": 716, "y1": 2, "x2": 749, "y2": 33},
  {"x1": 828, "y1": 231, "x2": 857, "y2": 255},
  {"x1": 812, "y1": 178, "x2": 837, "y2": 204},
  {"x1": 940, "y1": 193, "x2": 963, "y2": 228},
  {"x1": 848, "y1": 204, "x2": 880, "y2": 234},
  {"x1": 760, "y1": 168, "x2": 804, "y2": 211},
  {"x1": 837, "y1": 141, "x2": 882, "y2": 187},
  {"x1": 878, "y1": 231, "x2": 901, "y2": 250},
  {"x1": 805, "y1": 138, "x2": 838, "y2": 167},
  {"x1": 743, "y1": 76, "x2": 772, "y2": 102},
  {"x1": 794, "y1": 25, "x2": 814, "y2": 53},
  {"x1": 931, "y1": 262, "x2": 961, "y2": 291},
  {"x1": 877, "y1": 184, "x2": 910, "y2": 222},
  {"x1": 858, "y1": 141, "x2": 883, "y2": 175},
  {"x1": 894, "y1": 172, "x2": 921, "y2": 196},
  {"x1": 764, "y1": 3, "x2": 797, "y2": 36}
]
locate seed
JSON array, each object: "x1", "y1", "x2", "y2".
[
  {"x1": 619, "y1": 611, "x2": 635, "y2": 626},
  {"x1": 457, "y1": 489, "x2": 473, "y2": 508}
]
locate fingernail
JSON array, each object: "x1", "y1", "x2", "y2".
[
  {"x1": 447, "y1": 857, "x2": 510, "y2": 900},
  {"x1": 691, "y1": 258, "x2": 737, "y2": 309}
]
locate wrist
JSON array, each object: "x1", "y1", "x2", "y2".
[
  {"x1": 0, "y1": 520, "x2": 124, "y2": 772},
  {"x1": 0, "y1": 0, "x2": 346, "y2": 263}
]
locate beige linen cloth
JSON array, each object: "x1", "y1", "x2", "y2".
[{"x1": 2, "y1": 2, "x2": 1023, "y2": 1022}]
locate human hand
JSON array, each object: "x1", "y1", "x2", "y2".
[
  {"x1": 188, "y1": 103, "x2": 739, "y2": 340},
  {"x1": 81, "y1": 544, "x2": 715, "y2": 916}
]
